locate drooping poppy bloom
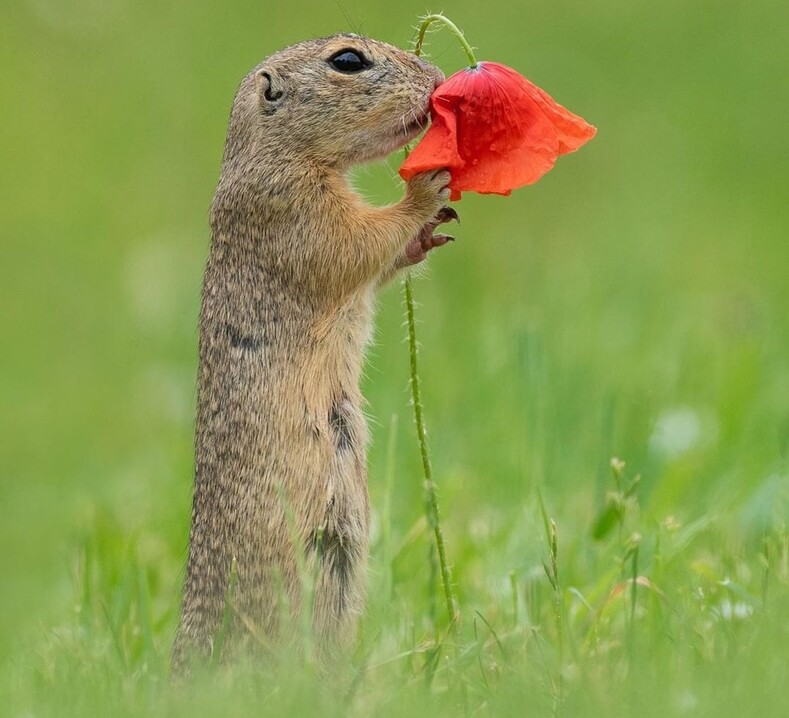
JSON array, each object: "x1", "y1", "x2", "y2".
[{"x1": 400, "y1": 61, "x2": 596, "y2": 200}]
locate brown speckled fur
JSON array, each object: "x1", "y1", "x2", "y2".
[{"x1": 172, "y1": 34, "x2": 450, "y2": 673}]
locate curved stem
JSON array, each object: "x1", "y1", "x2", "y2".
[{"x1": 414, "y1": 13, "x2": 478, "y2": 67}]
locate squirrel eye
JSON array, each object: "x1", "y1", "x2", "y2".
[{"x1": 328, "y1": 49, "x2": 370, "y2": 73}]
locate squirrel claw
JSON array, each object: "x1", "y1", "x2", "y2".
[
  {"x1": 429, "y1": 233, "x2": 455, "y2": 245},
  {"x1": 401, "y1": 213, "x2": 458, "y2": 266},
  {"x1": 435, "y1": 207, "x2": 460, "y2": 225},
  {"x1": 403, "y1": 229, "x2": 454, "y2": 264}
]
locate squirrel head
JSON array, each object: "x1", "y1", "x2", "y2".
[{"x1": 223, "y1": 35, "x2": 444, "y2": 171}]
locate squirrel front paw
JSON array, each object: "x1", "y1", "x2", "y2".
[
  {"x1": 400, "y1": 206, "x2": 460, "y2": 267},
  {"x1": 405, "y1": 169, "x2": 452, "y2": 220}
]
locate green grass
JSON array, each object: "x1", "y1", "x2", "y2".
[{"x1": 2, "y1": 0, "x2": 788, "y2": 715}]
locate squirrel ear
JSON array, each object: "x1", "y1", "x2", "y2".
[{"x1": 255, "y1": 68, "x2": 285, "y2": 111}]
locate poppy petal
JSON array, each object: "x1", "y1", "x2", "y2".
[
  {"x1": 400, "y1": 97, "x2": 463, "y2": 181},
  {"x1": 399, "y1": 61, "x2": 596, "y2": 199}
]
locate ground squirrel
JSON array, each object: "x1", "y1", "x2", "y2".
[{"x1": 172, "y1": 34, "x2": 456, "y2": 672}]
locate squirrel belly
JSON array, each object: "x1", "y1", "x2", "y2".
[{"x1": 172, "y1": 34, "x2": 451, "y2": 673}]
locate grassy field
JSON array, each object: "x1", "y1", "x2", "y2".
[{"x1": 2, "y1": 0, "x2": 788, "y2": 715}]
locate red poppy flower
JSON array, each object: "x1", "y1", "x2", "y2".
[{"x1": 400, "y1": 61, "x2": 596, "y2": 200}]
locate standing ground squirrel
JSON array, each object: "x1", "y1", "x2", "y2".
[{"x1": 172, "y1": 34, "x2": 456, "y2": 672}]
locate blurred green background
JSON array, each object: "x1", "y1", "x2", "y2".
[{"x1": 1, "y1": 0, "x2": 788, "y2": 714}]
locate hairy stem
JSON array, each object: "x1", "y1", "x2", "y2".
[
  {"x1": 403, "y1": 274, "x2": 458, "y2": 628},
  {"x1": 413, "y1": 13, "x2": 478, "y2": 67}
]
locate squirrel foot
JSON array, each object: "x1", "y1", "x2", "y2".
[{"x1": 403, "y1": 206, "x2": 459, "y2": 266}]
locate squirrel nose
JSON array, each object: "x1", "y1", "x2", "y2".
[
  {"x1": 414, "y1": 56, "x2": 445, "y2": 90},
  {"x1": 431, "y1": 66, "x2": 445, "y2": 89}
]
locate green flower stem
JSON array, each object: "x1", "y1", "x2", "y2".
[
  {"x1": 403, "y1": 275, "x2": 458, "y2": 628},
  {"x1": 414, "y1": 13, "x2": 478, "y2": 67},
  {"x1": 403, "y1": 10, "x2": 472, "y2": 634}
]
